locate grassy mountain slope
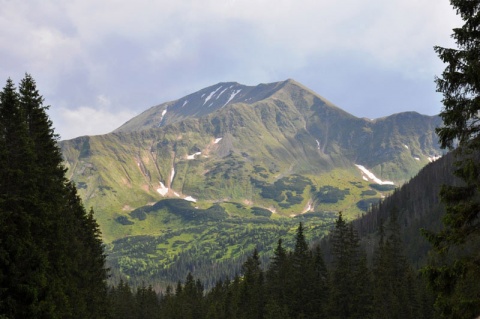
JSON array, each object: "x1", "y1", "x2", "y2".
[{"x1": 59, "y1": 79, "x2": 443, "y2": 285}]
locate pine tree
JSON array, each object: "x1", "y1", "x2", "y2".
[
  {"x1": 0, "y1": 78, "x2": 50, "y2": 318},
  {"x1": 373, "y1": 211, "x2": 420, "y2": 319},
  {"x1": 0, "y1": 75, "x2": 109, "y2": 318},
  {"x1": 290, "y1": 223, "x2": 318, "y2": 318},
  {"x1": 239, "y1": 249, "x2": 264, "y2": 319},
  {"x1": 205, "y1": 279, "x2": 229, "y2": 319},
  {"x1": 423, "y1": 1, "x2": 480, "y2": 317},
  {"x1": 265, "y1": 239, "x2": 291, "y2": 312},
  {"x1": 159, "y1": 284, "x2": 177, "y2": 319},
  {"x1": 109, "y1": 280, "x2": 136, "y2": 319},
  {"x1": 136, "y1": 283, "x2": 160, "y2": 319},
  {"x1": 311, "y1": 244, "x2": 329, "y2": 318},
  {"x1": 329, "y1": 213, "x2": 372, "y2": 319},
  {"x1": 178, "y1": 273, "x2": 204, "y2": 319}
]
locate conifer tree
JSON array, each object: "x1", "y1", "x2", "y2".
[
  {"x1": 159, "y1": 284, "x2": 176, "y2": 319},
  {"x1": 239, "y1": 249, "x2": 264, "y2": 319},
  {"x1": 224, "y1": 275, "x2": 241, "y2": 319},
  {"x1": 290, "y1": 223, "x2": 318, "y2": 318},
  {"x1": 205, "y1": 279, "x2": 230, "y2": 319},
  {"x1": 0, "y1": 75, "x2": 109, "y2": 318},
  {"x1": 109, "y1": 280, "x2": 136, "y2": 319},
  {"x1": 423, "y1": 1, "x2": 480, "y2": 317},
  {"x1": 178, "y1": 272, "x2": 204, "y2": 319},
  {"x1": 311, "y1": 244, "x2": 329, "y2": 318},
  {"x1": 266, "y1": 239, "x2": 291, "y2": 311},
  {"x1": 329, "y1": 213, "x2": 372, "y2": 319},
  {"x1": 373, "y1": 211, "x2": 420, "y2": 319},
  {"x1": 135, "y1": 284, "x2": 159, "y2": 319},
  {"x1": 0, "y1": 78, "x2": 50, "y2": 317}
]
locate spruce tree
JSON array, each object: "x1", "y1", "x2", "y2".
[
  {"x1": 0, "y1": 75, "x2": 109, "y2": 318},
  {"x1": 0, "y1": 78, "x2": 50, "y2": 318},
  {"x1": 159, "y1": 284, "x2": 177, "y2": 319},
  {"x1": 265, "y1": 239, "x2": 291, "y2": 310},
  {"x1": 373, "y1": 211, "x2": 420, "y2": 319},
  {"x1": 423, "y1": 1, "x2": 480, "y2": 317},
  {"x1": 109, "y1": 280, "x2": 136, "y2": 319},
  {"x1": 239, "y1": 249, "x2": 264, "y2": 319},
  {"x1": 178, "y1": 273, "x2": 204, "y2": 319},
  {"x1": 291, "y1": 223, "x2": 319, "y2": 318},
  {"x1": 329, "y1": 213, "x2": 372, "y2": 319},
  {"x1": 135, "y1": 284, "x2": 160, "y2": 319},
  {"x1": 311, "y1": 245, "x2": 328, "y2": 318}
]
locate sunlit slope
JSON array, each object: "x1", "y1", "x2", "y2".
[{"x1": 60, "y1": 79, "x2": 443, "y2": 242}]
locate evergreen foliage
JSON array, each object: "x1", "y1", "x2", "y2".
[
  {"x1": 422, "y1": 1, "x2": 480, "y2": 317},
  {"x1": 329, "y1": 213, "x2": 372, "y2": 319},
  {"x1": 105, "y1": 219, "x2": 434, "y2": 319},
  {"x1": 372, "y1": 211, "x2": 421, "y2": 319},
  {"x1": 0, "y1": 75, "x2": 108, "y2": 318}
]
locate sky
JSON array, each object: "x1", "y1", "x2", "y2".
[{"x1": 0, "y1": 0, "x2": 462, "y2": 140}]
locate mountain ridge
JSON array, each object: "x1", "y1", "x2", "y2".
[
  {"x1": 58, "y1": 78, "x2": 446, "y2": 286},
  {"x1": 113, "y1": 79, "x2": 353, "y2": 133},
  {"x1": 60, "y1": 79, "x2": 443, "y2": 244}
]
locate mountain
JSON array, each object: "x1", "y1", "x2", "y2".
[{"x1": 59, "y1": 79, "x2": 443, "y2": 285}]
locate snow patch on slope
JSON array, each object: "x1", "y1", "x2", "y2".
[
  {"x1": 203, "y1": 86, "x2": 222, "y2": 105},
  {"x1": 187, "y1": 152, "x2": 201, "y2": 160},
  {"x1": 157, "y1": 182, "x2": 168, "y2": 196},
  {"x1": 428, "y1": 155, "x2": 441, "y2": 162},
  {"x1": 184, "y1": 196, "x2": 197, "y2": 202},
  {"x1": 222, "y1": 89, "x2": 241, "y2": 107},
  {"x1": 159, "y1": 107, "x2": 167, "y2": 125},
  {"x1": 217, "y1": 87, "x2": 228, "y2": 99},
  {"x1": 355, "y1": 164, "x2": 394, "y2": 185},
  {"x1": 302, "y1": 201, "x2": 313, "y2": 214},
  {"x1": 214, "y1": 137, "x2": 222, "y2": 144},
  {"x1": 170, "y1": 168, "x2": 175, "y2": 184}
]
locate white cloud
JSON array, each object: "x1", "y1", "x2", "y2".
[
  {"x1": 0, "y1": 0, "x2": 464, "y2": 139},
  {"x1": 49, "y1": 105, "x2": 136, "y2": 140}
]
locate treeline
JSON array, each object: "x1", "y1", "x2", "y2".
[
  {"x1": 109, "y1": 217, "x2": 435, "y2": 319},
  {"x1": 0, "y1": 76, "x2": 109, "y2": 318},
  {"x1": 106, "y1": 212, "x2": 335, "y2": 290}
]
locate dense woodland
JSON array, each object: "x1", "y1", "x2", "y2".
[{"x1": 108, "y1": 220, "x2": 435, "y2": 319}]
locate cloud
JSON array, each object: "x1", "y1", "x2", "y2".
[
  {"x1": 0, "y1": 0, "x2": 463, "y2": 139},
  {"x1": 48, "y1": 101, "x2": 136, "y2": 140}
]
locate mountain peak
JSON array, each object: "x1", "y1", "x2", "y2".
[{"x1": 114, "y1": 79, "x2": 316, "y2": 133}]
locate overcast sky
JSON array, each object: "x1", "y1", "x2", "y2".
[{"x1": 0, "y1": 0, "x2": 462, "y2": 140}]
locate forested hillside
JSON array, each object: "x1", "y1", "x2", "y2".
[
  {"x1": 353, "y1": 151, "x2": 457, "y2": 266},
  {"x1": 107, "y1": 220, "x2": 435, "y2": 319}
]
